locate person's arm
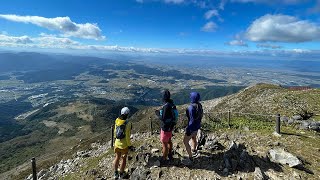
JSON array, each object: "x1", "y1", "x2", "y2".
[
  {"x1": 126, "y1": 122, "x2": 132, "y2": 147},
  {"x1": 186, "y1": 107, "x2": 190, "y2": 120},
  {"x1": 199, "y1": 103, "x2": 204, "y2": 119},
  {"x1": 186, "y1": 105, "x2": 194, "y2": 131}
]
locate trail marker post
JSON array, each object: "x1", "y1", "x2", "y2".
[
  {"x1": 31, "y1": 157, "x2": 37, "y2": 180},
  {"x1": 276, "y1": 114, "x2": 281, "y2": 134},
  {"x1": 111, "y1": 126, "x2": 114, "y2": 148},
  {"x1": 228, "y1": 110, "x2": 231, "y2": 128},
  {"x1": 150, "y1": 118, "x2": 153, "y2": 135}
]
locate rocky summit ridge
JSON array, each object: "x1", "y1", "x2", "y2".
[
  {"x1": 26, "y1": 128, "x2": 319, "y2": 180},
  {"x1": 8, "y1": 83, "x2": 320, "y2": 179}
]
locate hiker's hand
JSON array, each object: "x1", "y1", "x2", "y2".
[{"x1": 129, "y1": 146, "x2": 135, "y2": 152}]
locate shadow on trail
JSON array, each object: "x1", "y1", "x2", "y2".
[
  {"x1": 281, "y1": 132, "x2": 309, "y2": 138},
  {"x1": 132, "y1": 141, "x2": 314, "y2": 178},
  {"x1": 142, "y1": 143, "x2": 283, "y2": 177},
  {"x1": 188, "y1": 143, "x2": 283, "y2": 177}
]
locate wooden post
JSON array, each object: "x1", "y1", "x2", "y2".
[
  {"x1": 276, "y1": 114, "x2": 281, "y2": 134},
  {"x1": 150, "y1": 118, "x2": 153, "y2": 135},
  {"x1": 31, "y1": 157, "x2": 37, "y2": 180},
  {"x1": 111, "y1": 125, "x2": 114, "y2": 148},
  {"x1": 228, "y1": 110, "x2": 231, "y2": 128}
]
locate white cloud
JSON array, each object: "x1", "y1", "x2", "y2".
[
  {"x1": 35, "y1": 36, "x2": 80, "y2": 48},
  {"x1": 136, "y1": 0, "x2": 185, "y2": 4},
  {"x1": 0, "y1": 14, "x2": 105, "y2": 40},
  {"x1": 226, "y1": 40, "x2": 248, "y2": 47},
  {"x1": 219, "y1": 0, "x2": 227, "y2": 10},
  {"x1": 0, "y1": 33, "x2": 81, "y2": 49},
  {"x1": 231, "y1": 0, "x2": 305, "y2": 4},
  {"x1": 201, "y1": 21, "x2": 217, "y2": 32},
  {"x1": 0, "y1": 34, "x2": 33, "y2": 44},
  {"x1": 164, "y1": 0, "x2": 184, "y2": 4},
  {"x1": 292, "y1": 48, "x2": 311, "y2": 53},
  {"x1": 245, "y1": 14, "x2": 320, "y2": 42},
  {"x1": 39, "y1": 33, "x2": 56, "y2": 37},
  {"x1": 135, "y1": 0, "x2": 216, "y2": 9},
  {"x1": 257, "y1": 43, "x2": 282, "y2": 49},
  {"x1": 204, "y1": 9, "x2": 219, "y2": 20},
  {"x1": 1, "y1": 33, "x2": 319, "y2": 61}
]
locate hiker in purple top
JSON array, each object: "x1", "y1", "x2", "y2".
[{"x1": 183, "y1": 92, "x2": 203, "y2": 164}]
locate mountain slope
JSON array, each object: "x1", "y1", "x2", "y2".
[
  {"x1": 0, "y1": 98, "x2": 138, "y2": 175},
  {"x1": 208, "y1": 83, "x2": 320, "y2": 117},
  {"x1": 2, "y1": 83, "x2": 320, "y2": 179},
  {"x1": 22, "y1": 128, "x2": 320, "y2": 180}
]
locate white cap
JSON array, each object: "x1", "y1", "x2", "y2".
[{"x1": 121, "y1": 107, "x2": 130, "y2": 115}]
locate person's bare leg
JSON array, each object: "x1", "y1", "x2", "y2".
[
  {"x1": 191, "y1": 135, "x2": 197, "y2": 152},
  {"x1": 168, "y1": 140, "x2": 173, "y2": 153},
  {"x1": 113, "y1": 151, "x2": 121, "y2": 172},
  {"x1": 120, "y1": 153, "x2": 128, "y2": 173},
  {"x1": 183, "y1": 135, "x2": 192, "y2": 158},
  {"x1": 168, "y1": 140, "x2": 173, "y2": 158},
  {"x1": 162, "y1": 142, "x2": 169, "y2": 159}
]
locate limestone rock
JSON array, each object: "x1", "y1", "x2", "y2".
[
  {"x1": 37, "y1": 169, "x2": 47, "y2": 178},
  {"x1": 309, "y1": 121, "x2": 320, "y2": 132},
  {"x1": 204, "y1": 139, "x2": 224, "y2": 151},
  {"x1": 272, "y1": 132, "x2": 281, "y2": 137},
  {"x1": 153, "y1": 160, "x2": 160, "y2": 167},
  {"x1": 229, "y1": 141, "x2": 238, "y2": 150},
  {"x1": 151, "y1": 148, "x2": 159, "y2": 153},
  {"x1": 27, "y1": 174, "x2": 33, "y2": 180},
  {"x1": 292, "y1": 115, "x2": 302, "y2": 121},
  {"x1": 130, "y1": 166, "x2": 150, "y2": 180},
  {"x1": 196, "y1": 129, "x2": 207, "y2": 149},
  {"x1": 269, "y1": 149, "x2": 302, "y2": 168},
  {"x1": 287, "y1": 119, "x2": 295, "y2": 124},
  {"x1": 280, "y1": 116, "x2": 289, "y2": 123},
  {"x1": 254, "y1": 167, "x2": 265, "y2": 180}
]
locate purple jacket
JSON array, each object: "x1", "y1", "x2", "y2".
[{"x1": 186, "y1": 92, "x2": 203, "y2": 133}]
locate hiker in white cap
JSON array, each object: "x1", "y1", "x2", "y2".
[{"x1": 113, "y1": 107, "x2": 132, "y2": 179}]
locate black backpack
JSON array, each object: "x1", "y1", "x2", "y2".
[
  {"x1": 162, "y1": 103, "x2": 178, "y2": 131},
  {"x1": 115, "y1": 121, "x2": 127, "y2": 139}
]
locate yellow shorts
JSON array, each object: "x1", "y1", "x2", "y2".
[{"x1": 114, "y1": 147, "x2": 129, "y2": 154}]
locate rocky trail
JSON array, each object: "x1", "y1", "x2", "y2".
[{"x1": 27, "y1": 127, "x2": 320, "y2": 180}]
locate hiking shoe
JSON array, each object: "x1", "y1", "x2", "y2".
[
  {"x1": 168, "y1": 152, "x2": 174, "y2": 161},
  {"x1": 181, "y1": 157, "x2": 193, "y2": 166},
  {"x1": 114, "y1": 171, "x2": 119, "y2": 179},
  {"x1": 192, "y1": 150, "x2": 199, "y2": 158},
  {"x1": 160, "y1": 158, "x2": 169, "y2": 166},
  {"x1": 119, "y1": 172, "x2": 129, "y2": 179}
]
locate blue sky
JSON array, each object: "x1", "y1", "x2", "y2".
[{"x1": 0, "y1": 0, "x2": 319, "y2": 58}]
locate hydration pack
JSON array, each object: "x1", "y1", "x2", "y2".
[
  {"x1": 115, "y1": 122, "x2": 127, "y2": 139},
  {"x1": 161, "y1": 104, "x2": 179, "y2": 132}
]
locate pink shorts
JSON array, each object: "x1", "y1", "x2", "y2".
[{"x1": 160, "y1": 130, "x2": 172, "y2": 143}]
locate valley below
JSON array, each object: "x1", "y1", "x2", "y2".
[{"x1": 0, "y1": 52, "x2": 320, "y2": 179}]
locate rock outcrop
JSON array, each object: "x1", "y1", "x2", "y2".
[{"x1": 26, "y1": 129, "x2": 319, "y2": 180}]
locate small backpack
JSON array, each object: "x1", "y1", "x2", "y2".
[
  {"x1": 172, "y1": 106, "x2": 179, "y2": 124},
  {"x1": 161, "y1": 104, "x2": 179, "y2": 131},
  {"x1": 115, "y1": 121, "x2": 127, "y2": 139}
]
